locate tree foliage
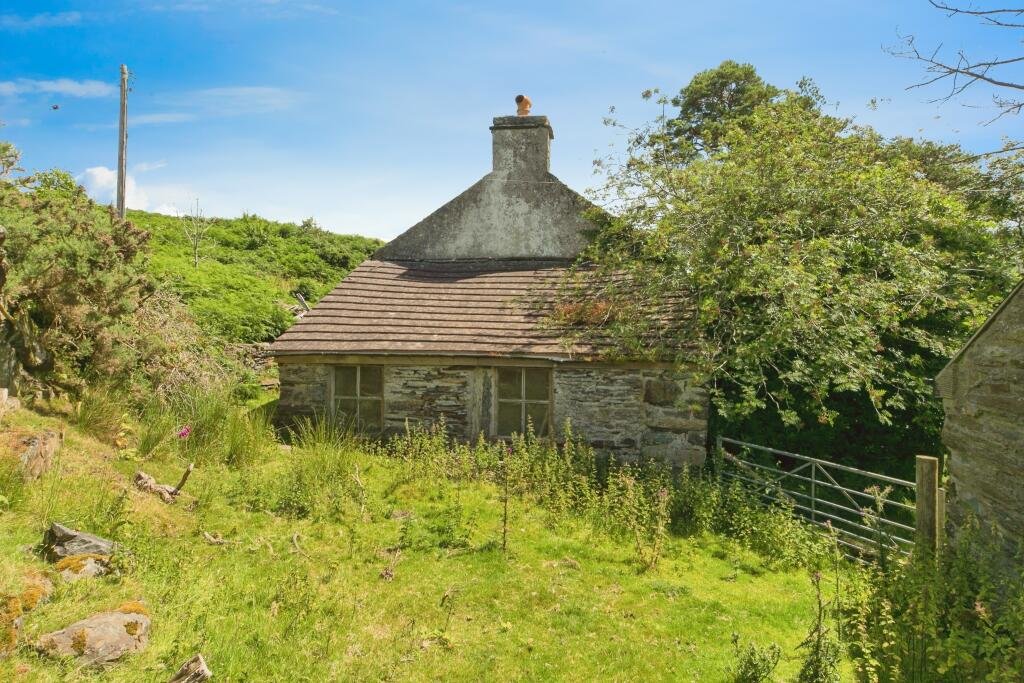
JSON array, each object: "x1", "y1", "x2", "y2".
[
  {"x1": 666, "y1": 59, "x2": 780, "y2": 157},
  {"x1": 0, "y1": 144, "x2": 238, "y2": 398},
  {"x1": 0, "y1": 157, "x2": 152, "y2": 394},
  {"x1": 570, "y1": 65, "x2": 1022, "y2": 466}
]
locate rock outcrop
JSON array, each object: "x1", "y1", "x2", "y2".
[
  {"x1": 36, "y1": 604, "x2": 150, "y2": 666},
  {"x1": 40, "y1": 523, "x2": 114, "y2": 562}
]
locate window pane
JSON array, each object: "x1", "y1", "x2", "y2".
[
  {"x1": 497, "y1": 402, "x2": 522, "y2": 436},
  {"x1": 335, "y1": 398, "x2": 357, "y2": 426},
  {"x1": 526, "y1": 403, "x2": 551, "y2": 436},
  {"x1": 360, "y1": 366, "x2": 383, "y2": 397},
  {"x1": 335, "y1": 366, "x2": 357, "y2": 397},
  {"x1": 524, "y1": 368, "x2": 550, "y2": 401},
  {"x1": 497, "y1": 368, "x2": 521, "y2": 400},
  {"x1": 359, "y1": 398, "x2": 382, "y2": 430}
]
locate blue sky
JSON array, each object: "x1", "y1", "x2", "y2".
[{"x1": 1, "y1": 1, "x2": 1020, "y2": 239}]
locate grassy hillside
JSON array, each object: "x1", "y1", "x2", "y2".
[
  {"x1": 0, "y1": 400, "x2": 845, "y2": 681},
  {"x1": 131, "y1": 210, "x2": 382, "y2": 344}
]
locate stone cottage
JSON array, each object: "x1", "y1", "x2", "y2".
[
  {"x1": 934, "y1": 278, "x2": 1024, "y2": 545},
  {"x1": 269, "y1": 104, "x2": 708, "y2": 463}
]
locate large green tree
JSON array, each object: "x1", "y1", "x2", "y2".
[{"x1": 570, "y1": 70, "x2": 1021, "y2": 471}]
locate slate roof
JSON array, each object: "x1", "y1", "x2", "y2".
[{"x1": 269, "y1": 259, "x2": 600, "y2": 360}]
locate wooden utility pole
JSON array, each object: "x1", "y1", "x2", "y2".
[{"x1": 116, "y1": 64, "x2": 128, "y2": 219}]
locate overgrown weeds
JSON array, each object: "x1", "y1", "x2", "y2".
[
  {"x1": 729, "y1": 633, "x2": 781, "y2": 683},
  {"x1": 383, "y1": 421, "x2": 829, "y2": 571},
  {"x1": 840, "y1": 517, "x2": 1024, "y2": 682}
]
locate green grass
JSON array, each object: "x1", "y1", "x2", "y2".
[
  {"x1": 0, "y1": 406, "x2": 850, "y2": 681},
  {"x1": 129, "y1": 209, "x2": 381, "y2": 343}
]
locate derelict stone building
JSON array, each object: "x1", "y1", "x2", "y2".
[
  {"x1": 270, "y1": 107, "x2": 708, "y2": 463},
  {"x1": 935, "y1": 278, "x2": 1024, "y2": 545}
]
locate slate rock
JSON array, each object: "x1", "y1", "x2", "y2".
[
  {"x1": 41, "y1": 523, "x2": 114, "y2": 563},
  {"x1": 36, "y1": 607, "x2": 150, "y2": 666},
  {"x1": 55, "y1": 554, "x2": 111, "y2": 582}
]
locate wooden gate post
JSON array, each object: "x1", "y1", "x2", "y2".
[{"x1": 916, "y1": 455, "x2": 940, "y2": 552}]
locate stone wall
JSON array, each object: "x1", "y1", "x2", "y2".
[
  {"x1": 276, "y1": 363, "x2": 330, "y2": 423},
  {"x1": 553, "y1": 367, "x2": 707, "y2": 465},
  {"x1": 936, "y1": 282, "x2": 1024, "y2": 545},
  {"x1": 382, "y1": 366, "x2": 474, "y2": 437},
  {"x1": 275, "y1": 360, "x2": 708, "y2": 465}
]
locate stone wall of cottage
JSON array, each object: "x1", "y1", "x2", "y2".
[
  {"x1": 552, "y1": 367, "x2": 707, "y2": 465},
  {"x1": 382, "y1": 366, "x2": 475, "y2": 436},
  {"x1": 275, "y1": 362, "x2": 708, "y2": 464},
  {"x1": 277, "y1": 363, "x2": 330, "y2": 423},
  {"x1": 937, "y1": 286, "x2": 1024, "y2": 545}
]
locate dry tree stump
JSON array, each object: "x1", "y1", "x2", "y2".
[
  {"x1": 19, "y1": 429, "x2": 62, "y2": 481},
  {"x1": 169, "y1": 653, "x2": 211, "y2": 682},
  {"x1": 133, "y1": 464, "x2": 194, "y2": 504}
]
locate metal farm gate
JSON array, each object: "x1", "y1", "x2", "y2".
[{"x1": 715, "y1": 437, "x2": 943, "y2": 561}]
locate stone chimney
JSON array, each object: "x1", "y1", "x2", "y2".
[{"x1": 490, "y1": 115, "x2": 553, "y2": 178}]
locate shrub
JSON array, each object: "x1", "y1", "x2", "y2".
[
  {"x1": 603, "y1": 464, "x2": 672, "y2": 570},
  {"x1": 729, "y1": 633, "x2": 781, "y2": 683},
  {"x1": 796, "y1": 573, "x2": 841, "y2": 683}
]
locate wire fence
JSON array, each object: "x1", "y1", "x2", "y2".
[{"x1": 716, "y1": 436, "x2": 918, "y2": 562}]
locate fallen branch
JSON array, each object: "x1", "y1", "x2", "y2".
[
  {"x1": 133, "y1": 464, "x2": 194, "y2": 504},
  {"x1": 201, "y1": 531, "x2": 239, "y2": 546},
  {"x1": 172, "y1": 463, "x2": 194, "y2": 495},
  {"x1": 291, "y1": 532, "x2": 310, "y2": 559}
]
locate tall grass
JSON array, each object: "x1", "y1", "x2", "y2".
[
  {"x1": 0, "y1": 457, "x2": 25, "y2": 511},
  {"x1": 72, "y1": 385, "x2": 131, "y2": 445},
  {"x1": 382, "y1": 422, "x2": 831, "y2": 571},
  {"x1": 131, "y1": 386, "x2": 278, "y2": 467},
  {"x1": 135, "y1": 402, "x2": 176, "y2": 460}
]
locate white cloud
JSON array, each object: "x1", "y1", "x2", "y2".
[
  {"x1": 0, "y1": 117, "x2": 31, "y2": 127},
  {"x1": 78, "y1": 166, "x2": 149, "y2": 210},
  {"x1": 132, "y1": 112, "x2": 196, "y2": 125},
  {"x1": 0, "y1": 12, "x2": 82, "y2": 30},
  {"x1": 148, "y1": 1, "x2": 339, "y2": 17},
  {"x1": 151, "y1": 203, "x2": 181, "y2": 215},
  {"x1": 79, "y1": 165, "x2": 202, "y2": 216},
  {"x1": 133, "y1": 160, "x2": 168, "y2": 173},
  {"x1": 0, "y1": 78, "x2": 115, "y2": 98},
  {"x1": 178, "y1": 86, "x2": 297, "y2": 114}
]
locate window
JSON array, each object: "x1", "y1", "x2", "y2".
[
  {"x1": 496, "y1": 367, "x2": 552, "y2": 437},
  {"x1": 332, "y1": 366, "x2": 383, "y2": 432}
]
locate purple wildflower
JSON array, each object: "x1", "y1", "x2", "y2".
[{"x1": 177, "y1": 425, "x2": 192, "y2": 440}]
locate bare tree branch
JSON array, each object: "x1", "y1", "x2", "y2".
[
  {"x1": 891, "y1": 4, "x2": 1024, "y2": 126},
  {"x1": 930, "y1": 1, "x2": 1024, "y2": 27}
]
